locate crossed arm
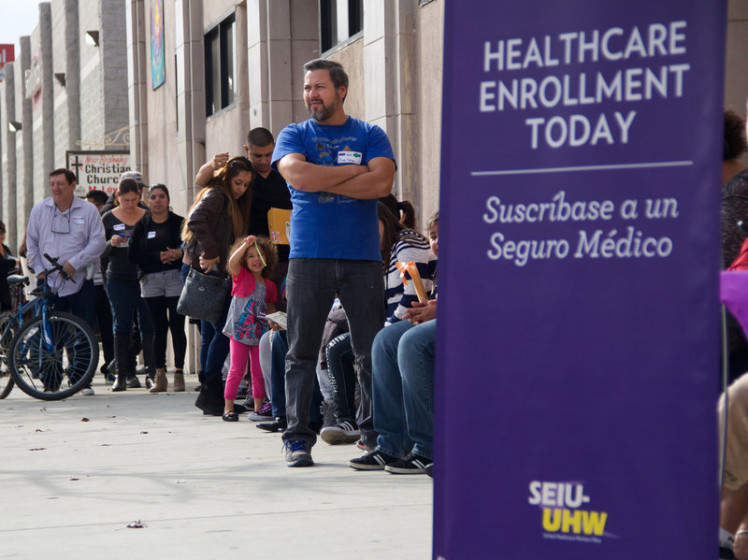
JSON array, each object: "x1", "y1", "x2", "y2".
[{"x1": 277, "y1": 153, "x2": 395, "y2": 200}]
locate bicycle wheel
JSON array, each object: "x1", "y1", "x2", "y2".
[
  {"x1": 9, "y1": 311, "x2": 98, "y2": 401},
  {"x1": 0, "y1": 311, "x2": 15, "y2": 398}
]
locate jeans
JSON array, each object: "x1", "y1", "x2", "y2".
[
  {"x1": 270, "y1": 330, "x2": 322, "y2": 422},
  {"x1": 372, "y1": 319, "x2": 436, "y2": 461},
  {"x1": 51, "y1": 278, "x2": 96, "y2": 328},
  {"x1": 326, "y1": 333, "x2": 358, "y2": 424},
  {"x1": 283, "y1": 258, "x2": 383, "y2": 447},
  {"x1": 201, "y1": 293, "x2": 230, "y2": 382},
  {"x1": 104, "y1": 279, "x2": 154, "y2": 337},
  {"x1": 49, "y1": 279, "x2": 97, "y2": 385},
  {"x1": 180, "y1": 263, "x2": 191, "y2": 285}
]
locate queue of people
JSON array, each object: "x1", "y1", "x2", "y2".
[{"x1": 9, "y1": 58, "x2": 438, "y2": 482}]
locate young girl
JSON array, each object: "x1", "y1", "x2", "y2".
[{"x1": 222, "y1": 235, "x2": 278, "y2": 421}]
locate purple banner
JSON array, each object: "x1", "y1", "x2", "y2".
[{"x1": 434, "y1": 2, "x2": 725, "y2": 559}]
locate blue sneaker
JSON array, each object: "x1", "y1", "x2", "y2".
[{"x1": 284, "y1": 440, "x2": 313, "y2": 467}]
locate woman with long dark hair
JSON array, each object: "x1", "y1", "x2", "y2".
[
  {"x1": 129, "y1": 184, "x2": 187, "y2": 392},
  {"x1": 101, "y1": 179, "x2": 156, "y2": 391},
  {"x1": 183, "y1": 156, "x2": 254, "y2": 415}
]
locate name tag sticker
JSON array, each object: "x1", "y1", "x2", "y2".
[
  {"x1": 147, "y1": 231, "x2": 156, "y2": 239},
  {"x1": 113, "y1": 223, "x2": 125, "y2": 231},
  {"x1": 337, "y1": 151, "x2": 362, "y2": 165}
]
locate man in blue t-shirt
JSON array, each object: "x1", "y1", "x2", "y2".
[{"x1": 272, "y1": 58, "x2": 396, "y2": 467}]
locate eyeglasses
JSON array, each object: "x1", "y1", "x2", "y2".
[{"x1": 51, "y1": 208, "x2": 71, "y2": 234}]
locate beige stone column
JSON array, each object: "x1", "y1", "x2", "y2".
[
  {"x1": 125, "y1": 0, "x2": 148, "y2": 179},
  {"x1": 363, "y1": 0, "x2": 418, "y2": 206},
  {"x1": 248, "y1": 0, "x2": 318, "y2": 136},
  {"x1": 1, "y1": 65, "x2": 18, "y2": 249}
]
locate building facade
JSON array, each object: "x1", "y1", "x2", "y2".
[
  {"x1": 1, "y1": 0, "x2": 747, "y2": 241},
  {"x1": 124, "y1": 0, "x2": 444, "y2": 226},
  {"x1": 0, "y1": 0, "x2": 130, "y2": 250},
  {"x1": 0, "y1": 0, "x2": 745, "y2": 372}
]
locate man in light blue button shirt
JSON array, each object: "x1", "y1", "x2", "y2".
[{"x1": 26, "y1": 168, "x2": 107, "y2": 394}]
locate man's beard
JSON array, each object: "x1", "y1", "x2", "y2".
[
  {"x1": 307, "y1": 98, "x2": 335, "y2": 122},
  {"x1": 307, "y1": 104, "x2": 330, "y2": 121}
]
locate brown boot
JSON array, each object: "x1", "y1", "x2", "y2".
[
  {"x1": 173, "y1": 371, "x2": 185, "y2": 392},
  {"x1": 149, "y1": 370, "x2": 168, "y2": 393}
]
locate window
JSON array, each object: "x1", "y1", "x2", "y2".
[
  {"x1": 320, "y1": 0, "x2": 363, "y2": 53},
  {"x1": 205, "y1": 14, "x2": 237, "y2": 116}
]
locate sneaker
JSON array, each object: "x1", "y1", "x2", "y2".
[
  {"x1": 248, "y1": 402, "x2": 273, "y2": 421},
  {"x1": 81, "y1": 386, "x2": 95, "y2": 396},
  {"x1": 320, "y1": 421, "x2": 360, "y2": 445},
  {"x1": 384, "y1": 453, "x2": 433, "y2": 475},
  {"x1": 257, "y1": 417, "x2": 287, "y2": 433},
  {"x1": 284, "y1": 440, "x2": 313, "y2": 467},
  {"x1": 349, "y1": 450, "x2": 399, "y2": 471},
  {"x1": 126, "y1": 376, "x2": 141, "y2": 389},
  {"x1": 425, "y1": 463, "x2": 434, "y2": 478}
]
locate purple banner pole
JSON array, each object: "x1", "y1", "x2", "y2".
[{"x1": 434, "y1": 2, "x2": 726, "y2": 558}]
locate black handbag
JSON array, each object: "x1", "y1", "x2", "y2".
[{"x1": 177, "y1": 267, "x2": 230, "y2": 324}]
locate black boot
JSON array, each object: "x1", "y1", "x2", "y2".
[
  {"x1": 141, "y1": 334, "x2": 157, "y2": 389},
  {"x1": 111, "y1": 335, "x2": 131, "y2": 392},
  {"x1": 126, "y1": 329, "x2": 142, "y2": 386},
  {"x1": 195, "y1": 377, "x2": 224, "y2": 416}
]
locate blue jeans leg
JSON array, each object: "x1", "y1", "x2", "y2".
[
  {"x1": 372, "y1": 320, "x2": 414, "y2": 459},
  {"x1": 270, "y1": 330, "x2": 289, "y2": 418},
  {"x1": 270, "y1": 330, "x2": 322, "y2": 422},
  {"x1": 105, "y1": 279, "x2": 139, "y2": 337},
  {"x1": 400, "y1": 320, "x2": 436, "y2": 460},
  {"x1": 203, "y1": 294, "x2": 231, "y2": 382},
  {"x1": 199, "y1": 320, "x2": 214, "y2": 372}
]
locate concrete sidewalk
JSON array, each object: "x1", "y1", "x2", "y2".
[{"x1": 0, "y1": 373, "x2": 433, "y2": 560}]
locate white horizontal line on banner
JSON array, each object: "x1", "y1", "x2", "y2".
[{"x1": 471, "y1": 160, "x2": 694, "y2": 176}]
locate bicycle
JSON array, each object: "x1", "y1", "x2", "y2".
[
  {"x1": 1, "y1": 254, "x2": 98, "y2": 400},
  {"x1": 0, "y1": 271, "x2": 40, "y2": 398},
  {"x1": 0, "y1": 305, "x2": 16, "y2": 398}
]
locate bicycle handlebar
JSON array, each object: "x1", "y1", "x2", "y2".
[{"x1": 43, "y1": 254, "x2": 71, "y2": 281}]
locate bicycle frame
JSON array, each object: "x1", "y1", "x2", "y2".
[
  {"x1": 0, "y1": 255, "x2": 75, "y2": 359},
  {"x1": 0, "y1": 284, "x2": 54, "y2": 355}
]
